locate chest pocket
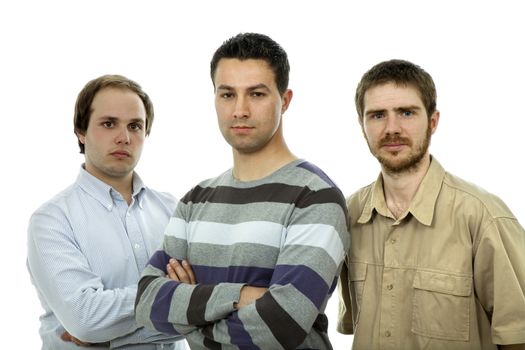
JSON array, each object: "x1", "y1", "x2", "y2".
[{"x1": 412, "y1": 270, "x2": 472, "y2": 341}]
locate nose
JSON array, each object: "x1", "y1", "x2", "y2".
[
  {"x1": 233, "y1": 95, "x2": 249, "y2": 119},
  {"x1": 115, "y1": 127, "x2": 130, "y2": 144},
  {"x1": 384, "y1": 114, "x2": 401, "y2": 135}
]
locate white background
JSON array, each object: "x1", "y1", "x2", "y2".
[{"x1": 1, "y1": 1, "x2": 524, "y2": 349}]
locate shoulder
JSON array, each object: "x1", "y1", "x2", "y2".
[
  {"x1": 346, "y1": 182, "x2": 374, "y2": 215},
  {"x1": 143, "y1": 187, "x2": 178, "y2": 210},
  {"x1": 287, "y1": 160, "x2": 340, "y2": 191},
  {"x1": 442, "y1": 171, "x2": 516, "y2": 220},
  {"x1": 31, "y1": 183, "x2": 79, "y2": 217},
  {"x1": 178, "y1": 171, "x2": 229, "y2": 204}
]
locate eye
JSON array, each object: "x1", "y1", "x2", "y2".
[
  {"x1": 102, "y1": 121, "x2": 114, "y2": 128},
  {"x1": 220, "y1": 92, "x2": 234, "y2": 99},
  {"x1": 129, "y1": 123, "x2": 144, "y2": 131},
  {"x1": 401, "y1": 110, "x2": 413, "y2": 117},
  {"x1": 250, "y1": 91, "x2": 266, "y2": 97},
  {"x1": 370, "y1": 112, "x2": 384, "y2": 120}
]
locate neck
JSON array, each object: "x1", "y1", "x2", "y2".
[
  {"x1": 85, "y1": 165, "x2": 134, "y2": 204},
  {"x1": 110, "y1": 178, "x2": 133, "y2": 204},
  {"x1": 232, "y1": 143, "x2": 297, "y2": 182},
  {"x1": 381, "y1": 154, "x2": 431, "y2": 218}
]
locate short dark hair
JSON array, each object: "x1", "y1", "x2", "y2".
[
  {"x1": 73, "y1": 74, "x2": 154, "y2": 154},
  {"x1": 355, "y1": 59, "x2": 437, "y2": 122},
  {"x1": 210, "y1": 33, "x2": 290, "y2": 94}
]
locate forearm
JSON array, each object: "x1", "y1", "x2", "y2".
[
  {"x1": 28, "y1": 213, "x2": 143, "y2": 342},
  {"x1": 135, "y1": 256, "x2": 245, "y2": 334},
  {"x1": 110, "y1": 326, "x2": 183, "y2": 348}
]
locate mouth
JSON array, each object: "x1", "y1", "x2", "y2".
[
  {"x1": 110, "y1": 151, "x2": 130, "y2": 159},
  {"x1": 380, "y1": 136, "x2": 410, "y2": 151},
  {"x1": 231, "y1": 125, "x2": 254, "y2": 134}
]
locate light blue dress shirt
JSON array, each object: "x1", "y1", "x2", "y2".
[{"x1": 27, "y1": 166, "x2": 186, "y2": 350}]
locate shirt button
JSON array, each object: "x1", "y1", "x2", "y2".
[
  {"x1": 134, "y1": 243, "x2": 141, "y2": 249},
  {"x1": 390, "y1": 238, "x2": 396, "y2": 244},
  {"x1": 385, "y1": 330, "x2": 391, "y2": 337},
  {"x1": 386, "y1": 284, "x2": 394, "y2": 290}
]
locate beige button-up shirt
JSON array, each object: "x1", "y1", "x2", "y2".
[{"x1": 338, "y1": 157, "x2": 525, "y2": 349}]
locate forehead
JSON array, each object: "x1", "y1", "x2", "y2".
[
  {"x1": 214, "y1": 58, "x2": 276, "y2": 88},
  {"x1": 91, "y1": 87, "x2": 146, "y2": 119},
  {"x1": 363, "y1": 82, "x2": 424, "y2": 111}
]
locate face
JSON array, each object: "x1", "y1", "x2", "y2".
[
  {"x1": 76, "y1": 87, "x2": 146, "y2": 183},
  {"x1": 361, "y1": 82, "x2": 439, "y2": 174},
  {"x1": 214, "y1": 58, "x2": 292, "y2": 155}
]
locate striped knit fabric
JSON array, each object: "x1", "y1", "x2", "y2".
[{"x1": 135, "y1": 159, "x2": 349, "y2": 349}]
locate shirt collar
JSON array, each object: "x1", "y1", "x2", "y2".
[
  {"x1": 358, "y1": 156, "x2": 445, "y2": 226},
  {"x1": 76, "y1": 165, "x2": 146, "y2": 211}
]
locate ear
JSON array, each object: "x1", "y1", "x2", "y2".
[
  {"x1": 281, "y1": 89, "x2": 293, "y2": 114},
  {"x1": 75, "y1": 130, "x2": 86, "y2": 145},
  {"x1": 430, "y1": 110, "x2": 440, "y2": 134}
]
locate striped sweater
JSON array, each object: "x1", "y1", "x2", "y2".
[{"x1": 135, "y1": 159, "x2": 349, "y2": 349}]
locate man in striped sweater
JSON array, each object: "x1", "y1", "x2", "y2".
[{"x1": 134, "y1": 33, "x2": 349, "y2": 349}]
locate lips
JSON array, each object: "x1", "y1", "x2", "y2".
[
  {"x1": 231, "y1": 125, "x2": 254, "y2": 134},
  {"x1": 110, "y1": 150, "x2": 130, "y2": 158}
]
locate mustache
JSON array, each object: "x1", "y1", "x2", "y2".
[{"x1": 379, "y1": 135, "x2": 412, "y2": 147}]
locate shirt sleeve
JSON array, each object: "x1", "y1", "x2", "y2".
[
  {"x1": 26, "y1": 204, "x2": 177, "y2": 345},
  {"x1": 473, "y1": 216, "x2": 525, "y2": 345},
  {"x1": 336, "y1": 258, "x2": 355, "y2": 334},
  {"x1": 135, "y1": 188, "x2": 349, "y2": 349}
]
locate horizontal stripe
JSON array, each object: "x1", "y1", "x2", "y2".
[
  {"x1": 182, "y1": 183, "x2": 304, "y2": 205},
  {"x1": 271, "y1": 264, "x2": 329, "y2": 308},
  {"x1": 256, "y1": 293, "x2": 307, "y2": 349},
  {"x1": 151, "y1": 281, "x2": 179, "y2": 334},
  {"x1": 277, "y1": 245, "x2": 338, "y2": 287},
  {"x1": 295, "y1": 187, "x2": 347, "y2": 212},
  {"x1": 188, "y1": 242, "x2": 279, "y2": 269},
  {"x1": 181, "y1": 183, "x2": 345, "y2": 210},
  {"x1": 171, "y1": 219, "x2": 284, "y2": 248},
  {"x1": 192, "y1": 265, "x2": 273, "y2": 285},
  {"x1": 285, "y1": 223, "x2": 346, "y2": 265}
]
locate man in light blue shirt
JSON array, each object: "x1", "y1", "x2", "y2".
[{"x1": 27, "y1": 75, "x2": 186, "y2": 349}]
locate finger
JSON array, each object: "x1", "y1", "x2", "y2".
[
  {"x1": 169, "y1": 259, "x2": 191, "y2": 283},
  {"x1": 182, "y1": 260, "x2": 197, "y2": 284},
  {"x1": 71, "y1": 336, "x2": 91, "y2": 347},
  {"x1": 166, "y1": 263, "x2": 179, "y2": 281},
  {"x1": 61, "y1": 331, "x2": 73, "y2": 342}
]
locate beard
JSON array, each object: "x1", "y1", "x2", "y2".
[{"x1": 371, "y1": 125, "x2": 432, "y2": 175}]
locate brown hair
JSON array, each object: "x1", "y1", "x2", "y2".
[{"x1": 355, "y1": 59, "x2": 436, "y2": 122}]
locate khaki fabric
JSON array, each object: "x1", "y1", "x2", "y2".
[{"x1": 338, "y1": 157, "x2": 525, "y2": 349}]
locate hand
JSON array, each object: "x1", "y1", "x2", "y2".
[
  {"x1": 235, "y1": 286, "x2": 268, "y2": 309},
  {"x1": 166, "y1": 258, "x2": 196, "y2": 284},
  {"x1": 61, "y1": 331, "x2": 92, "y2": 347}
]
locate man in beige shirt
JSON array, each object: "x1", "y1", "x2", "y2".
[{"x1": 338, "y1": 59, "x2": 525, "y2": 349}]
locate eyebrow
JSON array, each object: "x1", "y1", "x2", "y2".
[
  {"x1": 216, "y1": 83, "x2": 271, "y2": 92},
  {"x1": 98, "y1": 116, "x2": 145, "y2": 124},
  {"x1": 365, "y1": 105, "x2": 422, "y2": 116}
]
